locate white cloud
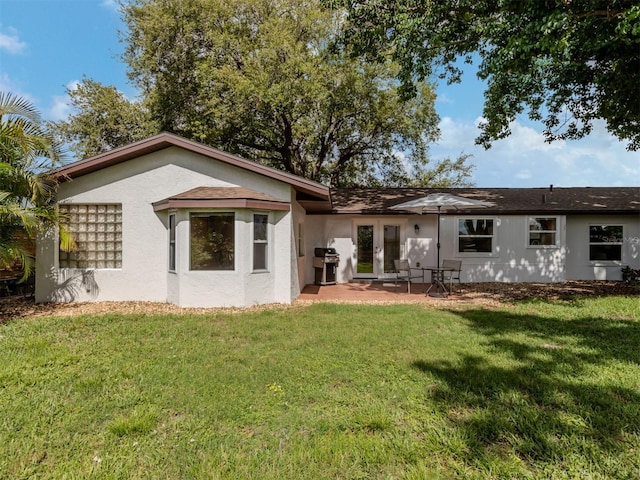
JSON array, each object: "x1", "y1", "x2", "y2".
[
  {"x1": 500, "y1": 119, "x2": 565, "y2": 153},
  {"x1": 100, "y1": 0, "x2": 119, "y2": 12},
  {"x1": 0, "y1": 73, "x2": 37, "y2": 104},
  {"x1": 436, "y1": 93, "x2": 454, "y2": 105},
  {"x1": 48, "y1": 95, "x2": 72, "y2": 121},
  {"x1": 435, "y1": 116, "x2": 470, "y2": 149},
  {"x1": 46, "y1": 80, "x2": 80, "y2": 121},
  {"x1": 0, "y1": 73, "x2": 14, "y2": 92},
  {"x1": 515, "y1": 170, "x2": 532, "y2": 180},
  {"x1": 431, "y1": 116, "x2": 640, "y2": 187},
  {"x1": 0, "y1": 27, "x2": 27, "y2": 54}
]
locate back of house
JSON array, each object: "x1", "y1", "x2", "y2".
[{"x1": 36, "y1": 133, "x2": 640, "y2": 308}]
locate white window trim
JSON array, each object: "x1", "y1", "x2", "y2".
[
  {"x1": 526, "y1": 216, "x2": 560, "y2": 249},
  {"x1": 252, "y1": 212, "x2": 270, "y2": 273},
  {"x1": 455, "y1": 217, "x2": 498, "y2": 257},
  {"x1": 297, "y1": 222, "x2": 305, "y2": 257},
  {"x1": 168, "y1": 213, "x2": 176, "y2": 273},
  {"x1": 589, "y1": 224, "x2": 624, "y2": 264}
]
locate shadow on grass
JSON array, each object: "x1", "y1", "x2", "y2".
[{"x1": 411, "y1": 309, "x2": 640, "y2": 471}]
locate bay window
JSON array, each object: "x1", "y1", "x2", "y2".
[{"x1": 190, "y1": 213, "x2": 235, "y2": 270}]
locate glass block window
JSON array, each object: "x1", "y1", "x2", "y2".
[
  {"x1": 59, "y1": 204, "x2": 123, "y2": 268},
  {"x1": 589, "y1": 225, "x2": 623, "y2": 261},
  {"x1": 528, "y1": 217, "x2": 558, "y2": 246}
]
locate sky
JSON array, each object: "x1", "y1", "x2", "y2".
[{"x1": 1, "y1": 0, "x2": 639, "y2": 188}]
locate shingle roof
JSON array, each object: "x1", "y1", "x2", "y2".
[
  {"x1": 152, "y1": 186, "x2": 291, "y2": 211},
  {"x1": 164, "y1": 186, "x2": 283, "y2": 202},
  {"x1": 54, "y1": 132, "x2": 330, "y2": 202},
  {"x1": 329, "y1": 187, "x2": 640, "y2": 215}
]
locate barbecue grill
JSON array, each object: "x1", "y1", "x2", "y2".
[{"x1": 313, "y1": 247, "x2": 339, "y2": 285}]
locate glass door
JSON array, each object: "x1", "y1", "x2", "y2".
[
  {"x1": 356, "y1": 224, "x2": 376, "y2": 277},
  {"x1": 354, "y1": 220, "x2": 403, "y2": 279}
]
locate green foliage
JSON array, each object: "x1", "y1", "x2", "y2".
[
  {"x1": 0, "y1": 92, "x2": 72, "y2": 279},
  {"x1": 49, "y1": 77, "x2": 157, "y2": 159},
  {"x1": 340, "y1": 0, "x2": 640, "y2": 150},
  {"x1": 621, "y1": 265, "x2": 640, "y2": 283},
  {"x1": 52, "y1": 0, "x2": 471, "y2": 187},
  {"x1": 1, "y1": 298, "x2": 639, "y2": 478}
]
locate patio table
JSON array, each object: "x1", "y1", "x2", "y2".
[{"x1": 422, "y1": 267, "x2": 455, "y2": 298}]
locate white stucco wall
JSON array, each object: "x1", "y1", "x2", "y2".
[
  {"x1": 291, "y1": 197, "x2": 306, "y2": 297},
  {"x1": 565, "y1": 214, "x2": 640, "y2": 281},
  {"x1": 311, "y1": 215, "x2": 410, "y2": 284},
  {"x1": 441, "y1": 215, "x2": 568, "y2": 283},
  {"x1": 319, "y1": 212, "x2": 640, "y2": 283},
  {"x1": 36, "y1": 147, "x2": 297, "y2": 307},
  {"x1": 319, "y1": 214, "x2": 576, "y2": 283}
]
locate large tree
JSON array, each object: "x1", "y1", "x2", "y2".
[
  {"x1": 339, "y1": 1, "x2": 640, "y2": 150},
  {"x1": 0, "y1": 92, "x2": 74, "y2": 279},
  {"x1": 50, "y1": 78, "x2": 156, "y2": 161},
  {"x1": 52, "y1": 0, "x2": 472, "y2": 187}
]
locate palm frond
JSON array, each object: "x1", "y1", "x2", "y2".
[{"x1": 0, "y1": 91, "x2": 64, "y2": 273}]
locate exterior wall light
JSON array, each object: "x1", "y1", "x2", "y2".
[{"x1": 414, "y1": 224, "x2": 420, "y2": 234}]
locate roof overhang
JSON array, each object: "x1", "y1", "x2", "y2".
[
  {"x1": 54, "y1": 132, "x2": 330, "y2": 204},
  {"x1": 152, "y1": 186, "x2": 291, "y2": 212}
]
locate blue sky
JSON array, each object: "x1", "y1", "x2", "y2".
[{"x1": 2, "y1": 0, "x2": 638, "y2": 187}]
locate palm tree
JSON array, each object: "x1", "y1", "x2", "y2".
[{"x1": 0, "y1": 92, "x2": 73, "y2": 280}]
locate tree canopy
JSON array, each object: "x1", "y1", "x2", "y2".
[
  {"x1": 339, "y1": 1, "x2": 640, "y2": 150},
  {"x1": 50, "y1": 78, "x2": 156, "y2": 161},
  {"x1": 52, "y1": 0, "x2": 474, "y2": 188}
]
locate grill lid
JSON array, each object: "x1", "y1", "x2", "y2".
[{"x1": 314, "y1": 247, "x2": 338, "y2": 257}]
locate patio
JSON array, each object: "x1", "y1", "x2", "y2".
[{"x1": 298, "y1": 281, "x2": 446, "y2": 303}]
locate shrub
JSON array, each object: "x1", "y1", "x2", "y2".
[{"x1": 621, "y1": 266, "x2": 640, "y2": 284}]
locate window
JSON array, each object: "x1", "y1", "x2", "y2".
[
  {"x1": 253, "y1": 214, "x2": 269, "y2": 271},
  {"x1": 383, "y1": 224, "x2": 401, "y2": 273},
  {"x1": 589, "y1": 225, "x2": 623, "y2": 261},
  {"x1": 59, "y1": 204, "x2": 122, "y2": 269},
  {"x1": 168, "y1": 214, "x2": 176, "y2": 271},
  {"x1": 528, "y1": 217, "x2": 558, "y2": 246},
  {"x1": 297, "y1": 222, "x2": 305, "y2": 257},
  {"x1": 458, "y1": 219, "x2": 494, "y2": 253},
  {"x1": 190, "y1": 213, "x2": 234, "y2": 270}
]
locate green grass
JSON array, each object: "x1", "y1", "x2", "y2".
[{"x1": 1, "y1": 296, "x2": 639, "y2": 479}]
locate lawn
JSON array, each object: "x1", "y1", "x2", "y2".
[{"x1": 1, "y1": 296, "x2": 639, "y2": 479}]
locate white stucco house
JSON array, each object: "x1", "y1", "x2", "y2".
[{"x1": 36, "y1": 132, "x2": 640, "y2": 307}]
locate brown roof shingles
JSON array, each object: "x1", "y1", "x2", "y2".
[
  {"x1": 166, "y1": 186, "x2": 283, "y2": 202},
  {"x1": 329, "y1": 187, "x2": 640, "y2": 215},
  {"x1": 152, "y1": 186, "x2": 291, "y2": 211}
]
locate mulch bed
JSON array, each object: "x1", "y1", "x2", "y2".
[
  {"x1": 452, "y1": 280, "x2": 639, "y2": 302},
  {"x1": 1, "y1": 281, "x2": 638, "y2": 321}
]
